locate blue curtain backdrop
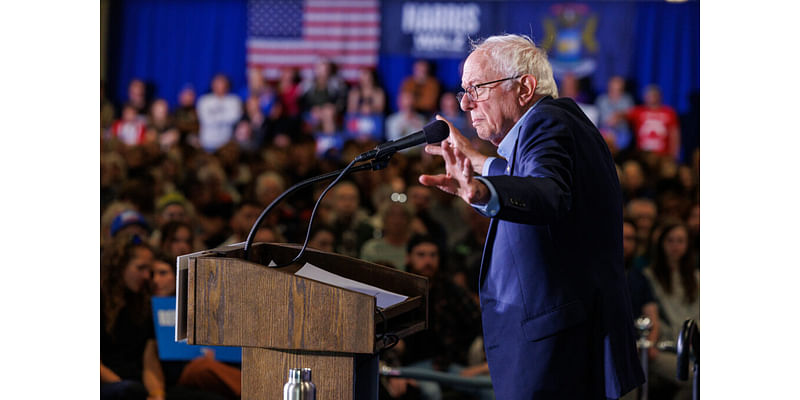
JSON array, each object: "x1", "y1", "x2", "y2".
[
  {"x1": 629, "y1": 2, "x2": 700, "y2": 114},
  {"x1": 108, "y1": 0, "x2": 247, "y2": 109},
  {"x1": 108, "y1": 0, "x2": 698, "y2": 115}
]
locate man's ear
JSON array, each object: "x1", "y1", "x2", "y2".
[{"x1": 518, "y1": 75, "x2": 537, "y2": 106}]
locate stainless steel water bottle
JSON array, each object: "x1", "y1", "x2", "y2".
[
  {"x1": 301, "y1": 368, "x2": 316, "y2": 399},
  {"x1": 283, "y1": 368, "x2": 316, "y2": 400}
]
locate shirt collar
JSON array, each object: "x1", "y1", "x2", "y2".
[{"x1": 497, "y1": 96, "x2": 547, "y2": 159}]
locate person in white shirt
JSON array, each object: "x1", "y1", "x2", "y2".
[{"x1": 197, "y1": 74, "x2": 242, "y2": 152}]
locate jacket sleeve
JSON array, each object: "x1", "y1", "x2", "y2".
[{"x1": 483, "y1": 110, "x2": 574, "y2": 225}]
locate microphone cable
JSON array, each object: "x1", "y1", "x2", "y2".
[{"x1": 261, "y1": 158, "x2": 358, "y2": 268}]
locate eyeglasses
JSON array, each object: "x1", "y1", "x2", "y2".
[{"x1": 456, "y1": 75, "x2": 521, "y2": 104}]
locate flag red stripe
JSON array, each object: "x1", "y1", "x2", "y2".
[
  {"x1": 303, "y1": 20, "x2": 379, "y2": 28},
  {"x1": 301, "y1": 35, "x2": 378, "y2": 41},
  {"x1": 247, "y1": 48, "x2": 376, "y2": 55},
  {"x1": 304, "y1": 7, "x2": 378, "y2": 13},
  {"x1": 247, "y1": 63, "x2": 375, "y2": 69}
]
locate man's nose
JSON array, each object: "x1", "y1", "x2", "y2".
[{"x1": 460, "y1": 94, "x2": 474, "y2": 111}]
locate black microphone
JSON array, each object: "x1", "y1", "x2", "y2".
[{"x1": 355, "y1": 120, "x2": 449, "y2": 162}]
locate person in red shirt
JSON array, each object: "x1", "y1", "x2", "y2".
[
  {"x1": 111, "y1": 104, "x2": 149, "y2": 146},
  {"x1": 628, "y1": 85, "x2": 681, "y2": 160}
]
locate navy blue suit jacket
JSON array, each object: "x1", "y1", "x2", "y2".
[{"x1": 478, "y1": 96, "x2": 645, "y2": 399}]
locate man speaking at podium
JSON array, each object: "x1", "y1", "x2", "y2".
[{"x1": 420, "y1": 34, "x2": 645, "y2": 399}]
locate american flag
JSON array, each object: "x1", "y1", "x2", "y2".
[{"x1": 247, "y1": 0, "x2": 380, "y2": 82}]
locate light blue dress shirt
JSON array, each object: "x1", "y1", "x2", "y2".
[{"x1": 471, "y1": 97, "x2": 545, "y2": 216}]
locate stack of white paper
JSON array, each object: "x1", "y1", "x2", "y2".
[{"x1": 294, "y1": 263, "x2": 408, "y2": 309}]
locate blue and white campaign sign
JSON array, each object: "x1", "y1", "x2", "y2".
[
  {"x1": 380, "y1": 1, "x2": 642, "y2": 93},
  {"x1": 381, "y1": 1, "x2": 501, "y2": 57},
  {"x1": 151, "y1": 296, "x2": 242, "y2": 363}
]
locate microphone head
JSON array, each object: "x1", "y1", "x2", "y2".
[{"x1": 422, "y1": 120, "x2": 450, "y2": 144}]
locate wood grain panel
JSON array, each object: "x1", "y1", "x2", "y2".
[
  {"x1": 242, "y1": 347, "x2": 354, "y2": 400},
  {"x1": 192, "y1": 257, "x2": 375, "y2": 353}
]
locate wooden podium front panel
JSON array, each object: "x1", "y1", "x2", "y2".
[
  {"x1": 242, "y1": 347, "x2": 354, "y2": 400},
  {"x1": 191, "y1": 257, "x2": 374, "y2": 353}
]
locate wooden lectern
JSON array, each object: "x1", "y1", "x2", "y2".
[{"x1": 176, "y1": 242, "x2": 429, "y2": 400}]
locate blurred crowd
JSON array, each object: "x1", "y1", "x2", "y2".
[{"x1": 100, "y1": 58, "x2": 699, "y2": 400}]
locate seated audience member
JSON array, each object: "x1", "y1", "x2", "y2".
[
  {"x1": 360, "y1": 202, "x2": 416, "y2": 270},
  {"x1": 623, "y1": 218, "x2": 660, "y2": 362},
  {"x1": 394, "y1": 235, "x2": 486, "y2": 400},
  {"x1": 101, "y1": 152, "x2": 128, "y2": 211},
  {"x1": 151, "y1": 257, "x2": 177, "y2": 297},
  {"x1": 626, "y1": 198, "x2": 659, "y2": 265},
  {"x1": 347, "y1": 67, "x2": 386, "y2": 115},
  {"x1": 234, "y1": 96, "x2": 269, "y2": 154},
  {"x1": 117, "y1": 176, "x2": 157, "y2": 217},
  {"x1": 406, "y1": 184, "x2": 447, "y2": 263},
  {"x1": 196, "y1": 201, "x2": 234, "y2": 249},
  {"x1": 102, "y1": 201, "x2": 136, "y2": 245},
  {"x1": 101, "y1": 234, "x2": 162, "y2": 400},
  {"x1": 159, "y1": 221, "x2": 195, "y2": 261},
  {"x1": 311, "y1": 103, "x2": 347, "y2": 160},
  {"x1": 127, "y1": 79, "x2": 149, "y2": 116},
  {"x1": 627, "y1": 85, "x2": 681, "y2": 161},
  {"x1": 558, "y1": 72, "x2": 599, "y2": 125},
  {"x1": 251, "y1": 170, "x2": 300, "y2": 241},
  {"x1": 277, "y1": 67, "x2": 302, "y2": 120},
  {"x1": 642, "y1": 222, "x2": 698, "y2": 400},
  {"x1": 150, "y1": 256, "x2": 243, "y2": 400},
  {"x1": 148, "y1": 99, "x2": 180, "y2": 151},
  {"x1": 111, "y1": 104, "x2": 149, "y2": 146},
  {"x1": 399, "y1": 59, "x2": 441, "y2": 116},
  {"x1": 253, "y1": 225, "x2": 282, "y2": 243},
  {"x1": 325, "y1": 181, "x2": 375, "y2": 258},
  {"x1": 174, "y1": 85, "x2": 199, "y2": 138},
  {"x1": 307, "y1": 224, "x2": 336, "y2": 253},
  {"x1": 238, "y1": 68, "x2": 276, "y2": 114},
  {"x1": 437, "y1": 91, "x2": 476, "y2": 140},
  {"x1": 621, "y1": 160, "x2": 654, "y2": 202},
  {"x1": 385, "y1": 91, "x2": 426, "y2": 144},
  {"x1": 300, "y1": 58, "x2": 348, "y2": 117},
  {"x1": 253, "y1": 171, "x2": 285, "y2": 209},
  {"x1": 596, "y1": 75, "x2": 635, "y2": 152},
  {"x1": 101, "y1": 80, "x2": 116, "y2": 132},
  {"x1": 686, "y1": 202, "x2": 700, "y2": 266},
  {"x1": 101, "y1": 234, "x2": 222, "y2": 400},
  {"x1": 111, "y1": 209, "x2": 151, "y2": 241},
  {"x1": 197, "y1": 74, "x2": 243, "y2": 153},
  {"x1": 155, "y1": 193, "x2": 193, "y2": 226},
  {"x1": 150, "y1": 192, "x2": 193, "y2": 247},
  {"x1": 195, "y1": 161, "x2": 239, "y2": 208},
  {"x1": 220, "y1": 200, "x2": 262, "y2": 246}
]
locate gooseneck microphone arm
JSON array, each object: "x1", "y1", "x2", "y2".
[
  {"x1": 243, "y1": 119, "x2": 450, "y2": 263},
  {"x1": 242, "y1": 157, "x2": 390, "y2": 262}
]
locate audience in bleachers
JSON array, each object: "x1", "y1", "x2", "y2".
[{"x1": 101, "y1": 63, "x2": 699, "y2": 399}]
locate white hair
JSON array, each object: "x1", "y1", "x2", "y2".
[
  {"x1": 470, "y1": 34, "x2": 559, "y2": 99},
  {"x1": 255, "y1": 171, "x2": 286, "y2": 196}
]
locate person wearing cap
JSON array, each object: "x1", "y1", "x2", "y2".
[
  {"x1": 155, "y1": 192, "x2": 192, "y2": 227},
  {"x1": 420, "y1": 34, "x2": 644, "y2": 398},
  {"x1": 110, "y1": 209, "x2": 151, "y2": 241},
  {"x1": 150, "y1": 192, "x2": 195, "y2": 249}
]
